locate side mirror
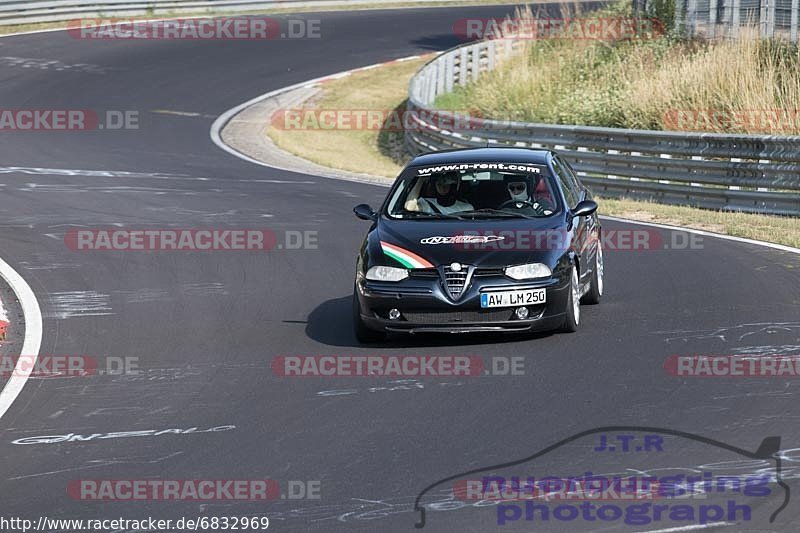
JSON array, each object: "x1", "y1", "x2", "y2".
[
  {"x1": 572, "y1": 200, "x2": 598, "y2": 217},
  {"x1": 353, "y1": 204, "x2": 378, "y2": 221}
]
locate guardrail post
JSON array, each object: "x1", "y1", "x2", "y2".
[
  {"x1": 444, "y1": 52, "x2": 455, "y2": 93},
  {"x1": 731, "y1": 0, "x2": 741, "y2": 38},
  {"x1": 487, "y1": 40, "x2": 496, "y2": 71},
  {"x1": 686, "y1": 0, "x2": 699, "y2": 37},
  {"x1": 436, "y1": 57, "x2": 446, "y2": 97},
  {"x1": 708, "y1": 0, "x2": 718, "y2": 38},
  {"x1": 426, "y1": 63, "x2": 438, "y2": 105},
  {"x1": 791, "y1": 0, "x2": 799, "y2": 42},
  {"x1": 760, "y1": 0, "x2": 775, "y2": 37},
  {"x1": 458, "y1": 46, "x2": 468, "y2": 86}
]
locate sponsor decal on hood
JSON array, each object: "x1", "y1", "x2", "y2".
[{"x1": 420, "y1": 235, "x2": 506, "y2": 245}]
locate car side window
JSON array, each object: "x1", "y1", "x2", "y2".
[
  {"x1": 551, "y1": 157, "x2": 579, "y2": 209},
  {"x1": 559, "y1": 157, "x2": 585, "y2": 199}
]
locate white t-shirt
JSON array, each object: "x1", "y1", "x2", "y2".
[{"x1": 418, "y1": 197, "x2": 473, "y2": 215}]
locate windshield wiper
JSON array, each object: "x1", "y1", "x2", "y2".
[
  {"x1": 457, "y1": 208, "x2": 536, "y2": 220},
  {"x1": 399, "y1": 211, "x2": 467, "y2": 220}
]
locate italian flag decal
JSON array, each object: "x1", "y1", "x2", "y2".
[{"x1": 380, "y1": 241, "x2": 434, "y2": 269}]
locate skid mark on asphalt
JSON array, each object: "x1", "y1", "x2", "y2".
[
  {"x1": 657, "y1": 322, "x2": 800, "y2": 343},
  {"x1": 17, "y1": 251, "x2": 83, "y2": 271},
  {"x1": 44, "y1": 290, "x2": 112, "y2": 319},
  {"x1": 181, "y1": 282, "x2": 228, "y2": 296},
  {"x1": 0, "y1": 56, "x2": 107, "y2": 74},
  {"x1": 18, "y1": 183, "x2": 239, "y2": 196},
  {"x1": 116, "y1": 288, "x2": 169, "y2": 303},
  {"x1": 151, "y1": 109, "x2": 216, "y2": 119},
  {"x1": 7, "y1": 451, "x2": 184, "y2": 481},
  {"x1": 115, "y1": 283, "x2": 227, "y2": 304},
  {"x1": 316, "y1": 379, "x2": 466, "y2": 397},
  {"x1": 730, "y1": 344, "x2": 800, "y2": 355},
  {"x1": 0, "y1": 166, "x2": 210, "y2": 181},
  {"x1": 143, "y1": 206, "x2": 275, "y2": 219}
]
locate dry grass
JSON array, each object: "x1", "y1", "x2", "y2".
[
  {"x1": 268, "y1": 57, "x2": 428, "y2": 177},
  {"x1": 268, "y1": 53, "x2": 799, "y2": 249},
  {"x1": 437, "y1": 3, "x2": 800, "y2": 134},
  {"x1": 599, "y1": 197, "x2": 800, "y2": 248}
]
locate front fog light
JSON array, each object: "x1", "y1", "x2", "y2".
[
  {"x1": 505, "y1": 263, "x2": 551, "y2": 280},
  {"x1": 388, "y1": 308, "x2": 401, "y2": 320},
  {"x1": 515, "y1": 307, "x2": 529, "y2": 320}
]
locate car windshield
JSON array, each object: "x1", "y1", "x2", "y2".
[{"x1": 385, "y1": 163, "x2": 560, "y2": 219}]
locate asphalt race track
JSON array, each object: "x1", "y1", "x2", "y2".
[{"x1": 0, "y1": 5, "x2": 799, "y2": 532}]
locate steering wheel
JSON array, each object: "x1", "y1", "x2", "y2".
[{"x1": 499, "y1": 198, "x2": 536, "y2": 209}]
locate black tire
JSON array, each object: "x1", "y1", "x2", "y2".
[
  {"x1": 560, "y1": 266, "x2": 580, "y2": 333},
  {"x1": 352, "y1": 285, "x2": 386, "y2": 343},
  {"x1": 581, "y1": 242, "x2": 603, "y2": 305}
]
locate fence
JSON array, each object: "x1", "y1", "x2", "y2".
[
  {"x1": 405, "y1": 39, "x2": 800, "y2": 215},
  {"x1": 674, "y1": 0, "x2": 800, "y2": 41}
]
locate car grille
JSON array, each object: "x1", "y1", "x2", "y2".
[
  {"x1": 474, "y1": 267, "x2": 504, "y2": 276},
  {"x1": 403, "y1": 309, "x2": 514, "y2": 323},
  {"x1": 443, "y1": 266, "x2": 469, "y2": 299}
]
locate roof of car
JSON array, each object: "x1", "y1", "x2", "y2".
[{"x1": 408, "y1": 147, "x2": 552, "y2": 167}]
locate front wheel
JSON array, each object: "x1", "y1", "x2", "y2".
[
  {"x1": 352, "y1": 284, "x2": 386, "y2": 343},
  {"x1": 581, "y1": 242, "x2": 603, "y2": 305},
  {"x1": 560, "y1": 266, "x2": 580, "y2": 333}
]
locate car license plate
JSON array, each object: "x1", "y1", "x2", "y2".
[{"x1": 480, "y1": 288, "x2": 546, "y2": 308}]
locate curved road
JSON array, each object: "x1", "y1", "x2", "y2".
[{"x1": 0, "y1": 5, "x2": 799, "y2": 532}]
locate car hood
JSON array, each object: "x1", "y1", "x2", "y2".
[{"x1": 371, "y1": 216, "x2": 571, "y2": 269}]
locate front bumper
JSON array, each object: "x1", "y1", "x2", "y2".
[{"x1": 355, "y1": 271, "x2": 569, "y2": 334}]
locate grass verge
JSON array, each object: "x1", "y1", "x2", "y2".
[
  {"x1": 268, "y1": 56, "x2": 428, "y2": 177},
  {"x1": 264, "y1": 45, "x2": 799, "y2": 249},
  {"x1": 436, "y1": 2, "x2": 800, "y2": 135}
]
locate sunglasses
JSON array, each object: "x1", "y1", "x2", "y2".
[{"x1": 507, "y1": 183, "x2": 526, "y2": 193}]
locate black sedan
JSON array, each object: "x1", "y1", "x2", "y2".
[{"x1": 352, "y1": 148, "x2": 602, "y2": 342}]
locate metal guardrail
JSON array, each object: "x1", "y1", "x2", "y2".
[
  {"x1": 405, "y1": 39, "x2": 800, "y2": 215},
  {"x1": 0, "y1": 0, "x2": 473, "y2": 25},
  {"x1": 674, "y1": 0, "x2": 800, "y2": 42}
]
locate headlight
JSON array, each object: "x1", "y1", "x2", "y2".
[
  {"x1": 505, "y1": 263, "x2": 552, "y2": 280},
  {"x1": 366, "y1": 265, "x2": 409, "y2": 282}
]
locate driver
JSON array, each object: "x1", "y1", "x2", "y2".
[
  {"x1": 405, "y1": 172, "x2": 473, "y2": 215},
  {"x1": 506, "y1": 178, "x2": 529, "y2": 204},
  {"x1": 504, "y1": 176, "x2": 554, "y2": 214}
]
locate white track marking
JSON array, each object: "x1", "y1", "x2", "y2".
[
  {"x1": 209, "y1": 54, "x2": 438, "y2": 169},
  {"x1": 0, "y1": 255, "x2": 43, "y2": 421},
  {"x1": 600, "y1": 215, "x2": 800, "y2": 255}
]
